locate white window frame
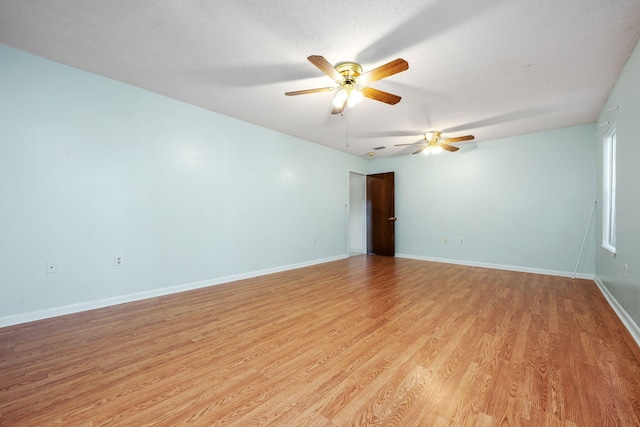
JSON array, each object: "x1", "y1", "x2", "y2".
[{"x1": 602, "y1": 123, "x2": 617, "y2": 254}]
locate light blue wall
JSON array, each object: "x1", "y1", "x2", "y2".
[
  {"x1": 0, "y1": 42, "x2": 608, "y2": 325},
  {"x1": 595, "y1": 38, "x2": 640, "y2": 331},
  {"x1": 368, "y1": 125, "x2": 597, "y2": 275},
  {"x1": 0, "y1": 45, "x2": 367, "y2": 319}
]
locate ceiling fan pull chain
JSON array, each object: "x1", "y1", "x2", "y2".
[{"x1": 345, "y1": 108, "x2": 349, "y2": 148}]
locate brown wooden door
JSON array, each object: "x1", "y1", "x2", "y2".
[{"x1": 366, "y1": 172, "x2": 395, "y2": 256}]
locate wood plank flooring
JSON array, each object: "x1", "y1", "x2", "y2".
[{"x1": 1, "y1": 256, "x2": 640, "y2": 426}]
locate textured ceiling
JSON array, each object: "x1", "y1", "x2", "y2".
[{"x1": 1, "y1": 0, "x2": 640, "y2": 158}]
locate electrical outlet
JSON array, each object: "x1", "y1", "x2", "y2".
[
  {"x1": 459, "y1": 237, "x2": 464, "y2": 245},
  {"x1": 443, "y1": 237, "x2": 448, "y2": 244},
  {"x1": 46, "y1": 261, "x2": 57, "y2": 274},
  {"x1": 624, "y1": 263, "x2": 628, "y2": 277},
  {"x1": 313, "y1": 238, "x2": 317, "y2": 245},
  {"x1": 115, "y1": 255, "x2": 124, "y2": 266}
]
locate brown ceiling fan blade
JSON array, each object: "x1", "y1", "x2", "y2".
[
  {"x1": 412, "y1": 145, "x2": 428, "y2": 155},
  {"x1": 440, "y1": 135, "x2": 475, "y2": 144},
  {"x1": 307, "y1": 55, "x2": 343, "y2": 82},
  {"x1": 331, "y1": 98, "x2": 347, "y2": 115},
  {"x1": 439, "y1": 143, "x2": 459, "y2": 152},
  {"x1": 360, "y1": 87, "x2": 402, "y2": 105},
  {"x1": 359, "y1": 58, "x2": 409, "y2": 84},
  {"x1": 285, "y1": 87, "x2": 336, "y2": 96}
]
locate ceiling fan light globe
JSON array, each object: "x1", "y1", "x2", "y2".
[
  {"x1": 423, "y1": 145, "x2": 443, "y2": 156},
  {"x1": 348, "y1": 89, "x2": 364, "y2": 107},
  {"x1": 333, "y1": 89, "x2": 348, "y2": 108}
]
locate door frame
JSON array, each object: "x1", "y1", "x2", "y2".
[{"x1": 348, "y1": 170, "x2": 396, "y2": 257}]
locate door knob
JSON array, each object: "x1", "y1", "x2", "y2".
[{"x1": 388, "y1": 217, "x2": 397, "y2": 221}]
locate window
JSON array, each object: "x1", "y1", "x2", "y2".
[{"x1": 602, "y1": 123, "x2": 616, "y2": 254}]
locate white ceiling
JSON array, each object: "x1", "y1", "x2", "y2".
[{"x1": 1, "y1": 0, "x2": 639, "y2": 158}]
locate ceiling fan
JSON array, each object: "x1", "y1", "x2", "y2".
[
  {"x1": 285, "y1": 55, "x2": 409, "y2": 115},
  {"x1": 395, "y1": 131, "x2": 475, "y2": 155}
]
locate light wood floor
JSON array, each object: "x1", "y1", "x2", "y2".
[{"x1": 2, "y1": 256, "x2": 640, "y2": 426}]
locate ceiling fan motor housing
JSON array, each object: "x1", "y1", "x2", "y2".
[
  {"x1": 425, "y1": 131, "x2": 441, "y2": 144},
  {"x1": 335, "y1": 62, "x2": 363, "y2": 83}
]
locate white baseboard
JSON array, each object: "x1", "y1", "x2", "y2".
[
  {"x1": 0, "y1": 254, "x2": 348, "y2": 328},
  {"x1": 395, "y1": 253, "x2": 595, "y2": 280},
  {"x1": 593, "y1": 276, "x2": 640, "y2": 348}
]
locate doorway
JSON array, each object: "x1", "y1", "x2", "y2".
[{"x1": 349, "y1": 171, "x2": 396, "y2": 257}]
